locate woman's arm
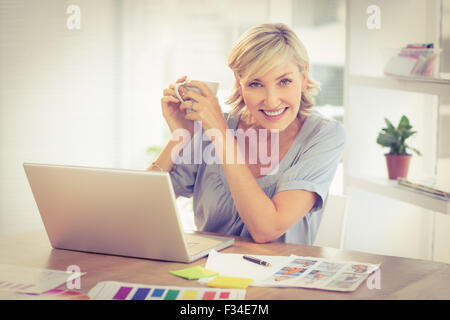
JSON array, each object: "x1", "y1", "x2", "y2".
[
  {"x1": 146, "y1": 139, "x2": 181, "y2": 172},
  {"x1": 216, "y1": 129, "x2": 318, "y2": 243},
  {"x1": 147, "y1": 76, "x2": 196, "y2": 173}
]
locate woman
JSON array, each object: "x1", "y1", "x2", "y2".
[{"x1": 147, "y1": 23, "x2": 346, "y2": 245}]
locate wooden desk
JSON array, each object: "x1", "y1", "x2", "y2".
[{"x1": 1, "y1": 230, "x2": 449, "y2": 300}]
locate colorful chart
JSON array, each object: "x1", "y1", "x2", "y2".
[
  {"x1": 0, "y1": 288, "x2": 90, "y2": 300},
  {"x1": 23, "y1": 289, "x2": 90, "y2": 300},
  {"x1": 88, "y1": 281, "x2": 246, "y2": 300},
  {"x1": 0, "y1": 263, "x2": 86, "y2": 294}
]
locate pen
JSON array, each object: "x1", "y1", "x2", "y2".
[{"x1": 243, "y1": 255, "x2": 271, "y2": 267}]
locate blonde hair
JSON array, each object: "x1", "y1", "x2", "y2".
[{"x1": 226, "y1": 23, "x2": 319, "y2": 120}]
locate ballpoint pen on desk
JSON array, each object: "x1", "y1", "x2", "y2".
[{"x1": 242, "y1": 255, "x2": 271, "y2": 267}]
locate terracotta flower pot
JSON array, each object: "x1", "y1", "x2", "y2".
[{"x1": 384, "y1": 154, "x2": 412, "y2": 180}]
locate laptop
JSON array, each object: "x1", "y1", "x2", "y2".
[{"x1": 23, "y1": 162, "x2": 234, "y2": 263}]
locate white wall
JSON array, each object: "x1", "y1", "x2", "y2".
[
  {"x1": 0, "y1": 0, "x2": 347, "y2": 239},
  {"x1": 0, "y1": 0, "x2": 120, "y2": 235}
]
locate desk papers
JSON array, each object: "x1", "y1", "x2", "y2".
[
  {"x1": 203, "y1": 250, "x2": 380, "y2": 292},
  {"x1": 0, "y1": 263, "x2": 86, "y2": 295}
]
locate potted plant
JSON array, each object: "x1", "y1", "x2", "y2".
[{"x1": 376, "y1": 115, "x2": 421, "y2": 180}]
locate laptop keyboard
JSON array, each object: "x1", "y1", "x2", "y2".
[
  {"x1": 187, "y1": 241, "x2": 200, "y2": 248},
  {"x1": 184, "y1": 233, "x2": 223, "y2": 255}
]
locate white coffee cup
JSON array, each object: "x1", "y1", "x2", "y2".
[{"x1": 174, "y1": 80, "x2": 219, "y2": 113}]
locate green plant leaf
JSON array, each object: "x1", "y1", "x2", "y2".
[
  {"x1": 382, "y1": 127, "x2": 395, "y2": 135},
  {"x1": 399, "y1": 116, "x2": 412, "y2": 131},
  {"x1": 398, "y1": 115, "x2": 410, "y2": 129},
  {"x1": 378, "y1": 115, "x2": 419, "y2": 155},
  {"x1": 405, "y1": 144, "x2": 422, "y2": 156},
  {"x1": 384, "y1": 118, "x2": 395, "y2": 131},
  {"x1": 376, "y1": 132, "x2": 397, "y2": 147},
  {"x1": 402, "y1": 130, "x2": 417, "y2": 139}
]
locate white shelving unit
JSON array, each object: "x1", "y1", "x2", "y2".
[
  {"x1": 349, "y1": 75, "x2": 450, "y2": 97},
  {"x1": 343, "y1": 0, "x2": 449, "y2": 262},
  {"x1": 348, "y1": 176, "x2": 449, "y2": 215},
  {"x1": 347, "y1": 73, "x2": 450, "y2": 215}
]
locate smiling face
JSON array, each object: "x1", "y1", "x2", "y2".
[{"x1": 236, "y1": 59, "x2": 306, "y2": 131}]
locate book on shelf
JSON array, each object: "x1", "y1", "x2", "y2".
[
  {"x1": 384, "y1": 43, "x2": 441, "y2": 78},
  {"x1": 397, "y1": 178, "x2": 450, "y2": 201}
]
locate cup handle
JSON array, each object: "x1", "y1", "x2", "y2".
[{"x1": 174, "y1": 82, "x2": 185, "y2": 102}]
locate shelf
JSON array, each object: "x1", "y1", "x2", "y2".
[
  {"x1": 349, "y1": 75, "x2": 450, "y2": 97},
  {"x1": 348, "y1": 176, "x2": 450, "y2": 215}
]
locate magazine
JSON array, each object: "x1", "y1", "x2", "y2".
[
  {"x1": 259, "y1": 255, "x2": 380, "y2": 292},
  {"x1": 397, "y1": 178, "x2": 450, "y2": 200}
]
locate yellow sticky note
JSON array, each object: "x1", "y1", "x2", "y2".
[
  {"x1": 207, "y1": 276, "x2": 253, "y2": 289},
  {"x1": 169, "y1": 266, "x2": 218, "y2": 280}
]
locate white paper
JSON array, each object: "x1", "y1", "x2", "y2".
[
  {"x1": 202, "y1": 251, "x2": 381, "y2": 292},
  {"x1": 384, "y1": 55, "x2": 417, "y2": 76},
  {"x1": 203, "y1": 250, "x2": 292, "y2": 286}
]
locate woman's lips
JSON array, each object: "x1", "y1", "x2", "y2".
[{"x1": 260, "y1": 107, "x2": 288, "y2": 120}]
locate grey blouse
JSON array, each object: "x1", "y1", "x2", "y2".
[{"x1": 169, "y1": 110, "x2": 346, "y2": 245}]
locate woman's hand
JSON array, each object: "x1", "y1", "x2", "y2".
[
  {"x1": 161, "y1": 75, "x2": 194, "y2": 136},
  {"x1": 178, "y1": 80, "x2": 228, "y2": 136}
]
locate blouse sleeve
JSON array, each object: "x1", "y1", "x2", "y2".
[
  {"x1": 169, "y1": 127, "x2": 203, "y2": 198},
  {"x1": 169, "y1": 113, "x2": 231, "y2": 198},
  {"x1": 275, "y1": 120, "x2": 346, "y2": 212}
]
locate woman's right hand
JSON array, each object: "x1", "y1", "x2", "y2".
[{"x1": 161, "y1": 75, "x2": 194, "y2": 135}]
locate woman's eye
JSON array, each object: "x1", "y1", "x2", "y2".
[{"x1": 248, "y1": 79, "x2": 291, "y2": 87}]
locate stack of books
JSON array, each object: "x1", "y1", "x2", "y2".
[
  {"x1": 384, "y1": 43, "x2": 440, "y2": 78},
  {"x1": 397, "y1": 178, "x2": 450, "y2": 201}
]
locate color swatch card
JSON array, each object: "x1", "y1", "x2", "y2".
[
  {"x1": 88, "y1": 281, "x2": 246, "y2": 300},
  {"x1": 0, "y1": 263, "x2": 85, "y2": 294}
]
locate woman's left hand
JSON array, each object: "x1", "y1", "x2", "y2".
[{"x1": 178, "y1": 80, "x2": 228, "y2": 134}]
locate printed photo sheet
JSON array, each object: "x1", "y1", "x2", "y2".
[
  {"x1": 260, "y1": 256, "x2": 380, "y2": 292},
  {"x1": 204, "y1": 251, "x2": 380, "y2": 292}
]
